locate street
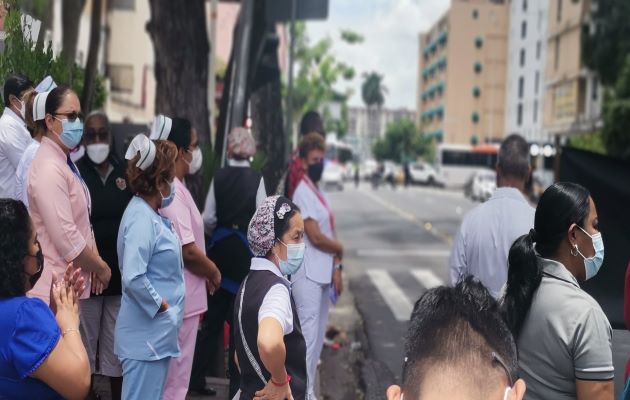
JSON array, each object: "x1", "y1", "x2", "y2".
[{"x1": 329, "y1": 184, "x2": 630, "y2": 397}]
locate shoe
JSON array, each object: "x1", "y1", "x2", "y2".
[{"x1": 188, "y1": 387, "x2": 217, "y2": 396}]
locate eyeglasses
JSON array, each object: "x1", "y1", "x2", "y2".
[
  {"x1": 492, "y1": 352, "x2": 514, "y2": 387},
  {"x1": 54, "y1": 112, "x2": 85, "y2": 123}
]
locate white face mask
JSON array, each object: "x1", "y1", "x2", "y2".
[
  {"x1": 187, "y1": 147, "x2": 203, "y2": 175},
  {"x1": 86, "y1": 143, "x2": 110, "y2": 164}
]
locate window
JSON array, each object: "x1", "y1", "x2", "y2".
[
  {"x1": 474, "y1": 62, "x2": 483, "y2": 73},
  {"x1": 517, "y1": 103, "x2": 523, "y2": 126},
  {"x1": 521, "y1": 21, "x2": 527, "y2": 39},
  {"x1": 557, "y1": 0, "x2": 563, "y2": 22},
  {"x1": 520, "y1": 49, "x2": 526, "y2": 67},
  {"x1": 592, "y1": 76, "x2": 599, "y2": 100},
  {"x1": 523, "y1": 0, "x2": 528, "y2": 11},
  {"x1": 109, "y1": 0, "x2": 135, "y2": 10},
  {"x1": 536, "y1": 41, "x2": 542, "y2": 60},
  {"x1": 473, "y1": 86, "x2": 481, "y2": 98},
  {"x1": 533, "y1": 100, "x2": 538, "y2": 122},
  {"x1": 535, "y1": 71, "x2": 540, "y2": 94},
  {"x1": 554, "y1": 37, "x2": 560, "y2": 70},
  {"x1": 518, "y1": 77, "x2": 525, "y2": 99},
  {"x1": 473, "y1": 9, "x2": 479, "y2": 19},
  {"x1": 108, "y1": 64, "x2": 134, "y2": 93},
  {"x1": 475, "y1": 37, "x2": 483, "y2": 48},
  {"x1": 471, "y1": 112, "x2": 480, "y2": 124}
]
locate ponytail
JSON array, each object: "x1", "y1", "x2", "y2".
[{"x1": 501, "y1": 229, "x2": 542, "y2": 338}]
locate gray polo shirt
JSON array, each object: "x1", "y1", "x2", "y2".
[{"x1": 517, "y1": 257, "x2": 614, "y2": 400}]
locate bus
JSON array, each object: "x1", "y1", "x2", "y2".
[{"x1": 435, "y1": 143, "x2": 499, "y2": 188}]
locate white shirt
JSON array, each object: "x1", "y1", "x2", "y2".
[
  {"x1": 202, "y1": 159, "x2": 266, "y2": 235},
  {"x1": 0, "y1": 108, "x2": 31, "y2": 197},
  {"x1": 449, "y1": 187, "x2": 535, "y2": 298},
  {"x1": 292, "y1": 179, "x2": 335, "y2": 285},
  {"x1": 13, "y1": 139, "x2": 40, "y2": 208},
  {"x1": 251, "y1": 257, "x2": 294, "y2": 335}
]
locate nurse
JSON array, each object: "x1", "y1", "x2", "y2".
[
  {"x1": 153, "y1": 115, "x2": 221, "y2": 400},
  {"x1": 115, "y1": 134, "x2": 185, "y2": 399}
]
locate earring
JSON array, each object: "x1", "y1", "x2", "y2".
[{"x1": 570, "y1": 244, "x2": 578, "y2": 257}]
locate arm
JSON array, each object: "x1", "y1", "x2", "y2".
[
  {"x1": 182, "y1": 243, "x2": 221, "y2": 291},
  {"x1": 576, "y1": 380, "x2": 613, "y2": 400},
  {"x1": 5, "y1": 124, "x2": 31, "y2": 169},
  {"x1": 304, "y1": 219, "x2": 343, "y2": 257},
  {"x1": 257, "y1": 317, "x2": 289, "y2": 384},
  {"x1": 202, "y1": 181, "x2": 217, "y2": 236}
]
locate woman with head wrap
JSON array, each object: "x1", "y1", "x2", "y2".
[
  {"x1": 233, "y1": 195, "x2": 307, "y2": 400},
  {"x1": 115, "y1": 134, "x2": 185, "y2": 399},
  {"x1": 190, "y1": 127, "x2": 266, "y2": 396}
]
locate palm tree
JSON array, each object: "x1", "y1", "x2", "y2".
[{"x1": 361, "y1": 72, "x2": 387, "y2": 141}]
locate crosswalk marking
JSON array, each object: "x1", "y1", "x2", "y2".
[
  {"x1": 357, "y1": 248, "x2": 451, "y2": 257},
  {"x1": 410, "y1": 269, "x2": 445, "y2": 289},
  {"x1": 366, "y1": 269, "x2": 413, "y2": 322}
]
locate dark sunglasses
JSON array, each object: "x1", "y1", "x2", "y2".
[
  {"x1": 54, "y1": 112, "x2": 85, "y2": 123},
  {"x1": 85, "y1": 128, "x2": 110, "y2": 142}
]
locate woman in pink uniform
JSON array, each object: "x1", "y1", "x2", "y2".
[
  {"x1": 154, "y1": 116, "x2": 222, "y2": 399},
  {"x1": 27, "y1": 86, "x2": 111, "y2": 305}
]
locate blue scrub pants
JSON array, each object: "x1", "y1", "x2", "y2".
[{"x1": 121, "y1": 357, "x2": 171, "y2": 400}]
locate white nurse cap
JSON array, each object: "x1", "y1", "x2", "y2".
[
  {"x1": 35, "y1": 75, "x2": 57, "y2": 93},
  {"x1": 33, "y1": 91, "x2": 51, "y2": 121},
  {"x1": 125, "y1": 134, "x2": 156, "y2": 171},
  {"x1": 149, "y1": 114, "x2": 172, "y2": 140}
]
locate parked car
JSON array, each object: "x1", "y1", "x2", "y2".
[
  {"x1": 409, "y1": 162, "x2": 439, "y2": 185},
  {"x1": 322, "y1": 161, "x2": 344, "y2": 191},
  {"x1": 468, "y1": 170, "x2": 496, "y2": 202}
]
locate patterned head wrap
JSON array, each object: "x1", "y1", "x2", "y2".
[
  {"x1": 228, "y1": 127, "x2": 256, "y2": 158},
  {"x1": 248, "y1": 195, "x2": 297, "y2": 257}
]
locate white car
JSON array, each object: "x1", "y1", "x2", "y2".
[
  {"x1": 470, "y1": 170, "x2": 496, "y2": 202},
  {"x1": 409, "y1": 162, "x2": 438, "y2": 185},
  {"x1": 322, "y1": 162, "x2": 344, "y2": 191}
]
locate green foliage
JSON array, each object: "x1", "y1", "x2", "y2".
[
  {"x1": 361, "y1": 71, "x2": 387, "y2": 107},
  {"x1": 340, "y1": 30, "x2": 364, "y2": 44},
  {"x1": 0, "y1": 6, "x2": 106, "y2": 112},
  {"x1": 601, "y1": 55, "x2": 630, "y2": 159},
  {"x1": 200, "y1": 143, "x2": 221, "y2": 196},
  {"x1": 372, "y1": 119, "x2": 434, "y2": 163},
  {"x1": 568, "y1": 131, "x2": 607, "y2": 155}
]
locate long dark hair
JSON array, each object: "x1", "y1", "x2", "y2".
[
  {"x1": 502, "y1": 182, "x2": 590, "y2": 337},
  {"x1": 0, "y1": 199, "x2": 32, "y2": 297}
]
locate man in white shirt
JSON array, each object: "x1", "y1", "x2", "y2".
[
  {"x1": 0, "y1": 73, "x2": 34, "y2": 197},
  {"x1": 449, "y1": 134, "x2": 535, "y2": 298}
]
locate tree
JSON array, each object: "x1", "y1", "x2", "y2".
[
  {"x1": 372, "y1": 119, "x2": 434, "y2": 163},
  {"x1": 61, "y1": 0, "x2": 86, "y2": 65},
  {"x1": 81, "y1": 0, "x2": 102, "y2": 112},
  {"x1": 361, "y1": 71, "x2": 387, "y2": 141},
  {"x1": 601, "y1": 55, "x2": 630, "y2": 159}
]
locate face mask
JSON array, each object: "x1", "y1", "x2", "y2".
[
  {"x1": 308, "y1": 160, "x2": 324, "y2": 183},
  {"x1": 186, "y1": 148, "x2": 203, "y2": 175},
  {"x1": 575, "y1": 226, "x2": 604, "y2": 280},
  {"x1": 86, "y1": 143, "x2": 110, "y2": 164},
  {"x1": 276, "y1": 240, "x2": 305, "y2": 275},
  {"x1": 160, "y1": 180, "x2": 176, "y2": 208},
  {"x1": 26, "y1": 244, "x2": 44, "y2": 287},
  {"x1": 55, "y1": 117, "x2": 84, "y2": 149}
]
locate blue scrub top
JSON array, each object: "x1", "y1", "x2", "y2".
[
  {"x1": 0, "y1": 296, "x2": 62, "y2": 399},
  {"x1": 115, "y1": 196, "x2": 185, "y2": 361}
]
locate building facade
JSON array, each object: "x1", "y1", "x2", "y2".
[
  {"x1": 417, "y1": 0, "x2": 509, "y2": 145},
  {"x1": 543, "y1": 0, "x2": 602, "y2": 137},
  {"x1": 504, "y1": 0, "x2": 548, "y2": 143},
  {"x1": 348, "y1": 106, "x2": 416, "y2": 159}
]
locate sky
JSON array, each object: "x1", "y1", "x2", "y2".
[{"x1": 307, "y1": 0, "x2": 450, "y2": 111}]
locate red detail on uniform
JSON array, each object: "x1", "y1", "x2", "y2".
[{"x1": 286, "y1": 152, "x2": 304, "y2": 200}]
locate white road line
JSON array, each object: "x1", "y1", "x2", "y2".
[
  {"x1": 411, "y1": 269, "x2": 445, "y2": 289},
  {"x1": 366, "y1": 269, "x2": 413, "y2": 322},
  {"x1": 357, "y1": 248, "x2": 451, "y2": 258}
]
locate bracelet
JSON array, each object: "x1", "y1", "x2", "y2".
[
  {"x1": 271, "y1": 374, "x2": 291, "y2": 387},
  {"x1": 335, "y1": 264, "x2": 343, "y2": 271},
  {"x1": 62, "y1": 328, "x2": 80, "y2": 337}
]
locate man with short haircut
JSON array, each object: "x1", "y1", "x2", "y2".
[
  {"x1": 0, "y1": 73, "x2": 34, "y2": 197},
  {"x1": 387, "y1": 278, "x2": 526, "y2": 400},
  {"x1": 449, "y1": 134, "x2": 535, "y2": 298}
]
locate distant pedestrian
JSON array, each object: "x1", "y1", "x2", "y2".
[
  {"x1": 449, "y1": 134, "x2": 534, "y2": 298},
  {"x1": 354, "y1": 163, "x2": 360, "y2": 188},
  {"x1": 291, "y1": 133, "x2": 344, "y2": 399},
  {"x1": 501, "y1": 182, "x2": 613, "y2": 400},
  {"x1": 386, "y1": 277, "x2": 526, "y2": 400},
  {"x1": 234, "y1": 195, "x2": 307, "y2": 400}
]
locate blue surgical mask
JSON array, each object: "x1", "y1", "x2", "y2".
[
  {"x1": 277, "y1": 240, "x2": 305, "y2": 276},
  {"x1": 575, "y1": 226, "x2": 604, "y2": 280},
  {"x1": 160, "y1": 180, "x2": 176, "y2": 208},
  {"x1": 55, "y1": 117, "x2": 84, "y2": 149}
]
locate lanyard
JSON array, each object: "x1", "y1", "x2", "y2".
[
  {"x1": 302, "y1": 176, "x2": 336, "y2": 234},
  {"x1": 66, "y1": 156, "x2": 92, "y2": 216}
]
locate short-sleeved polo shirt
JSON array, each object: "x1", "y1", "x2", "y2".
[{"x1": 517, "y1": 257, "x2": 614, "y2": 400}]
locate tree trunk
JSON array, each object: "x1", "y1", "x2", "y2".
[
  {"x1": 81, "y1": 0, "x2": 101, "y2": 112},
  {"x1": 147, "y1": 0, "x2": 210, "y2": 207},
  {"x1": 61, "y1": 0, "x2": 86, "y2": 65}
]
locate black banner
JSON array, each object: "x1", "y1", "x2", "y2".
[{"x1": 559, "y1": 147, "x2": 630, "y2": 329}]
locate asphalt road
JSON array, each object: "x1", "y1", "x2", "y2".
[{"x1": 327, "y1": 183, "x2": 630, "y2": 397}]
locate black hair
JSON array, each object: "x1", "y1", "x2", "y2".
[
  {"x1": 402, "y1": 277, "x2": 517, "y2": 399},
  {"x1": 84, "y1": 110, "x2": 111, "y2": 131},
  {"x1": 0, "y1": 199, "x2": 32, "y2": 297},
  {"x1": 3, "y1": 73, "x2": 33, "y2": 108},
  {"x1": 45, "y1": 85, "x2": 74, "y2": 116},
  {"x1": 497, "y1": 134, "x2": 530, "y2": 181},
  {"x1": 273, "y1": 197, "x2": 301, "y2": 240},
  {"x1": 502, "y1": 182, "x2": 590, "y2": 338},
  {"x1": 169, "y1": 117, "x2": 192, "y2": 151},
  {"x1": 299, "y1": 110, "x2": 325, "y2": 137}
]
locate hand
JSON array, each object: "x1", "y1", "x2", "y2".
[
  {"x1": 206, "y1": 262, "x2": 221, "y2": 295},
  {"x1": 95, "y1": 260, "x2": 111, "y2": 292},
  {"x1": 332, "y1": 268, "x2": 343, "y2": 297},
  {"x1": 91, "y1": 272, "x2": 105, "y2": 295},
  {"x1": 159, "y1": 299, "x2": 169, "y2": 313},
  {"x1": 64, "y1": 263, "x2": 86, "y2": 300},
  {"x1": 51, "y1": 278, "x2": 80, "y2": 332},
  {"x1": 254, "y1": 378, "x2": 293, "y2": 400}
]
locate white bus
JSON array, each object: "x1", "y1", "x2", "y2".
[{"x1": 435, "y1": 143, "x2": 499, "y2": 188}]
